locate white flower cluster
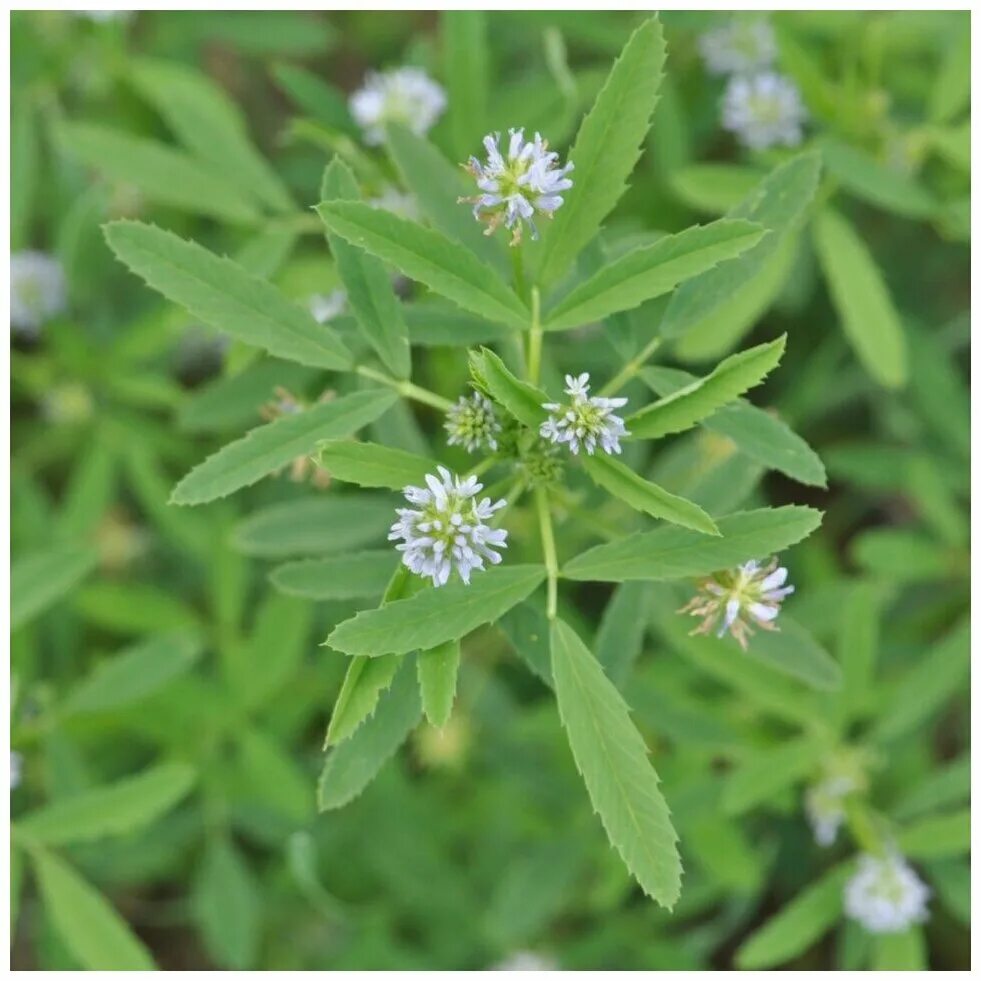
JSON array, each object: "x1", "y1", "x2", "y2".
[
  {"x1": 722, "y1": 73, "x2": 807, "y2": 151},
  {"x1": 491, "y1": 951, "x2": 559, "y2": 971},
  {"x1": 540, "y1": 373, "x2": 628, "y2": 456},
  {"x1": 699, "y1": 19, "x2": 777, "y2": 77},
  {"x1": 844, "y1": 852, "x2": 930, "y2": 934},
  {"x1": 349, "y1": 67, "x2": 446, "y2": 146},
  {"x1": 445, "y1": 391, "x2": 502, "y2": 454},
  {"x1": 804, "y1": 774, "x2": 859, "y2": 847},
  {"x1": 464, "y1": 129, "x2": 574, "y2": 245},
  {"x1": 11, "y1": 251, "x2": 67, "y2": 338},
  {"x1": 390, "y1": 466, "x2": 508, "y2": 587},
  {"x1": 308, "y1": 290, "x2": 347, "y2": 325},
  {"x1": 680, "y1": 556, "x2": 794, "y2": 650}
]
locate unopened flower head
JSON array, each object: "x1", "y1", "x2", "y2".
[
  {"x1": 11, "y1": 251, "x2": 67, "y2": 337},
  {"x1": 804, "y1": 750, "x2": 869, "y2": 847},
  {"x1": 699, "y1": 19, "x2": 777, "y2": 76},
  {"x1": 722, "y1": 72, "x2": 807, "y2": 151},
  {"x1": 308, "y1": 290, "x2": 346, "y2": 325},
  {"x1": 680, "y1": 556, "x2": 794, "y2": 650},
  {"x1": 389, "y1": 466, "x2": 508, "y2": 587},
  {"x1": 540, "y1": 373, "x2": 628, "y2": 456},
  {"x1": 844, "y1": 852, "x2": 930, "y2": 934},
  {"x1": 349, "y1": 67, "x2": 446, "y2": 145},
  {"x1": 445, "y1": 391, "x2": 502, "y2": 454},
  {"x1": 464, "y1": 129, "x2": 574, "y2": 245}
]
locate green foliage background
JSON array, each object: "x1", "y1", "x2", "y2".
[{"x1": 10, "y1": 10, "x2": 969, "y2": 970}]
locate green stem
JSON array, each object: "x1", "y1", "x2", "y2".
[
  {"x1": 465, "y1": 457, "x2": 496, "y2": 480},
  {"x1": 356, "y1": 365, "x2": 453, "y2": 412},
  {"x1": 535, "y1": 485, "x2": 559, "y2": 620},
  {"x1": 527, "y1": 287, "x2": 543, "y2": 385},
  {"x1": 510, "y1": 244, "x2": 527, "y2": 302},
  {"x1": 491, "y1": 476, "x2": 528, "y2": 529},
  {"x1": 598, "y1": 336, "x2": 664, "y2": 397}
]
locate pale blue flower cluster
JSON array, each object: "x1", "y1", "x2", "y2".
[
  {"x1": 350, "y1": 67, "x2": 446, "y2": 145},
  {"x1": 11, "y1": 251, "x2": 67, "y2": 337},
  {"x1": 540, "y1": 373, "x2": 628, "y2": 456},
  {"x1": 844, "y1": 853, "x2": 930, "y2": 934}
]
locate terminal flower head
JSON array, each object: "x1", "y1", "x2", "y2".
[
  {"x1": 445, "y1": 391, "x2": 502, "y2": 454},
  {"x1": 11, "y1": 251, "x2": 67, "y2": 338},
  {"x1": 539, "y1": 373, "x2": 628, "y2": 456},
  {"x1": 699, "y1": 19, "x2": 777, "y2": 77},
  {"x1": 844, "y1": 852, "x2": 930, "y2": 934},
  {"x1": 680, "y1": 556, "x2": 794, "y2": 649},
  {"x1": 463, "y1": 129, "x2": 573, "y2": 246},
  {"x1": 721, "y1": 72, "x2": 807, "y2": 151},
  {"x1": 349, "y1": 67, "x2": 446, "y2": 145},
  {"x1": 389, "y1": 466, "x2": 508, "y2": 587}
]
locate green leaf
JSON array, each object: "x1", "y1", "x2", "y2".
[
  {"x1": 497, "y1": 599, "x2": 554, "y2": 688},
  {"x1": 894, "y1": 756, "x2": 970, "y2": 821},
  {"x1": 67, "y1": 630, "x2": 203, "y2": 713},
  {"x1": 743, "y1": 615, "x2": 842, "y2": 691},
  {"x1": 582, "y1": 453, "x2": 719, "y2": 536},
  {"x1": 270, "y1": 551, "x2": 396, "y2": 600},
  {"x1": 404, "y1": 301, "x2": 511, "y2": 346},
  {"x1": 813, "y1": 208, "x2": 908, "y2": 388},
  {"x1": 660, "y1": 152, "x2": 821, "y2": 340},
  {"x1": 320, "y1": 159, "x2": 411, "y2": 377},
  {"x1": 272, "y1": 63, "x2": 356, "y2": 134},
  {"x1": 641, "y1": 365, "x2": 826, "y2": 487},
  {"x1": 327, "y1": 565, "x2": 546, "y2": 657},
  {"x1": 873, "y1": 929, "x2": 926, "y2": 971},
  {"x1": 628, "y1": 337, "x2": 785, "y2": 439},
  {"x1": 31, "y1": 847, "x2": 156, "y2": 970},
  {"x1": 544, "y1": 219, "x2": 765, "y2": 331},
  {"x1": 315, "y1": 439, "x2": 436, "y2": 489},
  {"x1": 384, "y1": 123, "x2": 504, "y2": 268},
  {"x1": 837, "y1": 582, "x2": 882, "y2": 721},
  {"x1": 104, "y1": 221, "x2": 352, "y2": 371},
  {"x1": 20, "y1": 762, "x2": 196, "y2": 845},
  {"x1": 318, "y1": 656, "x2": 422, "y2": 810},
  {"x1": 595, "y1": 581, "x2": 649, "y2": 689},
  {"x1": 233, "y1": 494, "x2": 395, "y2": 558},
  {"x1": 723, "y1": 736, "x2": 824, "y2": 815},
  {"x1": 315, "y1": 201, "x2": 528, "y2": 330},
  {"x1": 896, "y1": 809, "x2": 970, "y2": 859},
  {"x1": 929, "y1": 25, "x2": 970, "y2": 123},
  {"x1": 171, "y1": 389, "x2": 396, "y2": 505},
  {"x1": 565, "y1": 506, "x2": 822, "y2": 582},
  {"x1": 11, "y1": 543, "x2": 98, "y2": 630},
  {"x1": 536, "y1": 18, "x2": 667, "y2": 287},
  {"x1": 11, "y1": 95, "x2": 38, "y2": 251},
  {"x1": 819, "y1": 138, "x2": 936, "y2": 220},
  {"x1": 668, "y1": 163, "x2": 764, "y2": 215},
  {"x1": 442, "y1": 11, "x2": 489, "y2": 160},
  {"x1": 58, "y1": 122, "x2": 259, "y2": 225},
  {"x1": 735, "y1": 864, "x2": 850, "y2": 969},
  {"x1": 417, "y1": 640, "x2": 461, "y2": 728},
  {"x1": 128, "y1": 57, "x2": 292, "y2": 213},
  {"x1": 550, "y1": 617, "x2": 681, "y2": 908},
  {"x1": 192, "y1": 836, "x2": 261, "y2": 970},
  {"x1": 470, "y1": 346, "x2": 549, "y2": 427}
]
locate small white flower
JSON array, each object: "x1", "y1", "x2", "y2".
[
  {"x1": 445, "y1": 391, "x2": 502, "y2": 454},
  {"x1": 464, "y1": 129, "x2": 574, "y2": 246},
  {"x1": 804, "y1": 775, "x2": 857, "y2": 848},
  {"x1": 10, "y1": 752, "x2": 22, "y2": 791},
  {"x1": 679, "y1": 557, "x2": 794, "y2": 650},
  {"x1": 308, "y1": 290, "x2": 346, "y2": 325},
  {"x1": 721, "y1": 72, "x2": 807, "y2": 151},
  {"x1": 389, "y1": 465, "x2": 508, "y2": 587},
  {"x1": 369, "y1": 186, "x2": 418, "y2": 219},
  {"x1": 699, "y1": 19, "x2": 777, "y2": 77},
  {"x1": 492, "y1": 951, "x2": 559, "y2": 971},
  {"x1": 11, "y1": 251, "x2": 67, "y2": 338},
  {"x1": 844, "y1": 852, "x2": 930, "y2": 934},
  {"x1": 349, "y1": 67, "x2": 446, "y2": 146},
  {"x1": 539, "y1": 373, "x2": 628, "y2": 456}
]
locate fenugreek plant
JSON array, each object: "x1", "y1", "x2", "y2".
[{"x1": 100, "y1": 16, "x2": 833, "y2": 909}]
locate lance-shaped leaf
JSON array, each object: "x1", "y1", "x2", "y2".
[
  {"x1": 735, "y1": 864, "x2": 851, "y2": 969},
  {"x1": 31, "y1": 848, "x2": 156, "y2": 970},
  {"x1": 442, "y1": 11, "x2": 490, "y2": 161},
  {"x1": 58, "y1": 122, "x2": 260, "y2": 225},
  {"x1": 536, "y1": 18, "x2": 667, "y2": 288},
  {"x1": 660, "y1": 152, "x2": 821, "y2": 340},
  {"x1": 321, "y1": 159, "x2": 411, "y2": 377},
  {"x1": 628, "y1": 336, "x2": 785, "y2": 439},
  {"x1": 417, "y1": 639, "x2": 461, "y2": 728},
  {"x1": 550, "y1": 617, "x2": 681, "y2": 908},
  {"x1": 896, "y1": 810, "x2": 970, "y2": 859},
  {"x1": 544, "y1": 219, "x2": 765, "y2": 331},
  {"x1": 813, "y1": 208, "x2": 908, "y2": 389},
  {"x1": 316, "y1": 201, "x2": 528, "y2": 330},
  {"x1": 11, "y1": 543, "x2": 98, "y2": 630},
  {"x1": 743, "y1": 615, "x2": 842, "y2": 691},
  {"x1": 172, "y1": 389, "x2": 396, "y2": 505},
  {"x1": 669, "y1": 163, "x2": 765, "y2": 216},
  {"x1": 564, "y1": 506, "x2": 822, "y2": 582},
  {"x1": 722, "y1": 736, "x2": 824, "y2": 815},
  {"x1": 19, "y1": 762, "x2": 196, "y2": 845},
  {"x1": 104, "y1": 221, "x2": 352, "y2": 371},
  {"x1": 327, "y1": 565, "x2": 546, "y2": 657},
  {"x1": 316, "y1": 439, "x2": 436, "y2": 490},
  {"x1": 318, "y1": 656, "x2": 422, "y2": 810},
  {"x1": 582, "y1": 453, "x2": 719, "y2": 536},
  {"x1": 641, "y1": 364, "x2": 826, "y2": 487},
  {"x1": 470, "y1": 347, "x2": 549, "y2": 428},
  {"x1": 271, "y1": 551, "x2": 397, "y2": 601}
]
